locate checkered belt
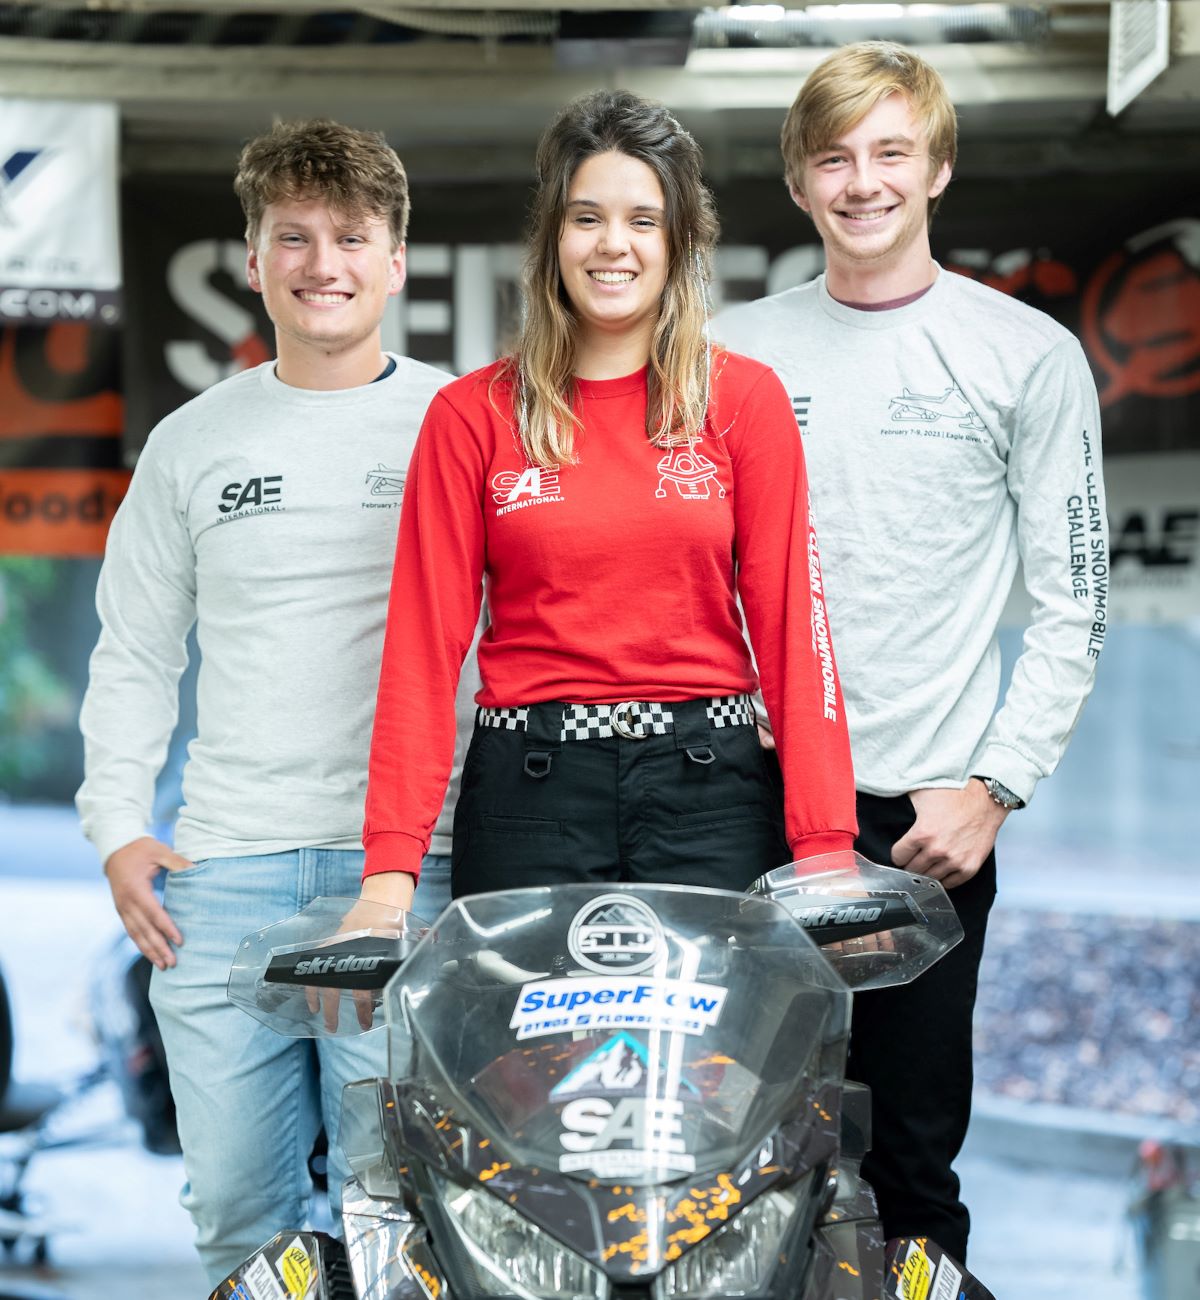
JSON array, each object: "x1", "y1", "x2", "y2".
[{"x1": 476, "y1": 694, "x2": 756, "y2": 742}]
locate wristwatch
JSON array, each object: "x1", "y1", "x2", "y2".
[{"x1": 973, "y1": 775, "x2": 1025, "y2": 810}]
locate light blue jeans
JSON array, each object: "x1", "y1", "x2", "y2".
[
  {"x1": 149, "y1": 849, "x2": 449, "y2": 1286},
  {"x1": 410, "y1": 850, "x2": 452, "y2": 924}
]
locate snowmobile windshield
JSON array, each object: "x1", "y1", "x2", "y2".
[{"x1": 383, "y1": 884, "x2": 850, "y2": 1188}]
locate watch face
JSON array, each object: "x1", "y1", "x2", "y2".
[{"x1": 986, "y1": 779, "x2": 1022, "y2": 809}]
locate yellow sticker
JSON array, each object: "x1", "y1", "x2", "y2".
[
  {"x1": 277, "y1": 1241, "x2": 312, "y2": 1297},
  {"x1": 900, "y1": 1243, "x2": 931, "y2": 1300}
]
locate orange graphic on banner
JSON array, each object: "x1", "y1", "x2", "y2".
[
  {"x1": 1081, "y1": 238, "x2": 1200, "y2": 407},
  {"x1": 232, "y1": 332, "x2": 271, "y2": 371},
  {"x1": 0, "y1": 324, "x2": 123, "y2": 438},
  {"x1": 945, "y1": 254, "x2": 1076, "y2": 301},
  {"x1": 0, "y1": 468, "x2": 130, "y2": 556}
]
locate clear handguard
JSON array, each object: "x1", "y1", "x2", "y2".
[
  {"x1": 227, "y1": 895, "x2": 428, "y2": 1038},
  {"x1": 750, "y1": 851, "x2": 964, "y2": 990}
]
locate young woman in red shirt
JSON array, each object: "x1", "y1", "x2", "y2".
[{"x1": 361, "y1": 89, "x2": 856, "y2": 910}]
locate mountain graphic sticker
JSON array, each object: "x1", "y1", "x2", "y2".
[{"x1": 550, "y1": 1033, "x2": 650, "y2": 1100}]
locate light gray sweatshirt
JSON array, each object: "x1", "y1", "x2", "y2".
[
  {"x1": 77, "y1": 356, "x2": 479, "y2": 866},
  {"x1": 716, "y1": 269, "x2": 1107, "y2": 804}
]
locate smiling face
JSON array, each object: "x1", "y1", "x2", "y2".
[
  {"x1": 557, "y1": 150, "x2": 669, "y2": 375},
  {"x1": 246, "y1": 194, "x2": 405, "y2": 386},
  {"x1": 792, "y1": 93, "x2": 951, "y2": 295}
]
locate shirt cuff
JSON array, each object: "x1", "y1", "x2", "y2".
[
  {"x1": 88, "y1": 819, "x2": 153, "y2": 869},
  {"x1": 362, "y1": 831, "x2": 426, "y2": 880},
  {"x1": 973, "y1": 744, "x2": 1039, "y2": 808},
  {"x1": 788, "y1": 830, "x2": 857, "y2": 861}
]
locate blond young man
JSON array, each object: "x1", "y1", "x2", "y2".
[
  {"x1": 718, "y1": 43, "x2": 1106, "y2": 1259},
  {"x1": 77, "y1": 121, "x2": 472, "y2": 1282}
]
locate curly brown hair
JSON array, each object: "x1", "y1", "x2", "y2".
[{"x1": 234, "y1": 119, "x2": 409, "y2": 248}]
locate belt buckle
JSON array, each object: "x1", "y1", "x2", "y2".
[{"x1": 610, "y1": 700, "x2": 648, "y2": 741}]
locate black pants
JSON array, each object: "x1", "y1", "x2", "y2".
[
  {"x1": 849, "y1": 791, "x2": 997, "y2": 1265},
  {"x1": 451, "y1": 700, "x2": 791, "y2": 897}
]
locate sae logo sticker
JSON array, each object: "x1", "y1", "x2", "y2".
[{"x1": 568, "y1": 893, "x2": 665, "y2": 975}]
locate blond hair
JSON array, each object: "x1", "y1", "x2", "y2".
[
  {"x1": 781, "y1": 42, "x2": 957, "y2": 218},
  {"x1": 234, "y1": 119, "x2": 410, "y2": 249},
  {"x1": 501, "y1": 90, "x2": 719, "y2": 469}
]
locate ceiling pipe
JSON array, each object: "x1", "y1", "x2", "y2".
[
  {"x1": 694, "y1": 4, "x2": 1065, "y2": 48},
  {"x1": 362, "y1": 7, "x2": 555, "y2": 38}
]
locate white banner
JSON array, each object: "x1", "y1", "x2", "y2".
[
  {"x1": 1003, "y1": 453, "x2": 1200, "y2": 626},
  {"x1": 0, "y1": 99, "x2": 121, "y2": 326}
]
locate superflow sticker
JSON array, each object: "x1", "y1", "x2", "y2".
[{"x1": 510, "y1": 976, "x2": 727, "y2": 1040}]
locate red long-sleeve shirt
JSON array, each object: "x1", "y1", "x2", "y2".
[{"x1": 363, "y1": 352, "x2": 856, "y2": 877}]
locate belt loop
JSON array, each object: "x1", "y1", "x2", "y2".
[
  {"x1": 673, "y1": 699, "x2": 715, "y2": 765},
  {"x1": 523, "y1": 701, "x2": 562, "y2": 779}
]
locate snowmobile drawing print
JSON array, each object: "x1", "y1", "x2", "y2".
[
  {"x1": 889, "y1": 384, "x2": 986, "y2": 431},
  {"x1": 364, "y1": 464, "x2": 406, "y2": 496}
]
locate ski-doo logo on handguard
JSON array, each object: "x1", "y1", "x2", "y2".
[
  {"x1": 568, "y1": 894, "x2": 665, "y2": 974},
  {"x1": 794, "y1": 903, "x2": 884, "y2": 929},
  {"x1": 291, "y1": 954, "x2": 382, "y2": 976}
]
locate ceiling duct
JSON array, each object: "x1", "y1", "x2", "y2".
[
  {"x1": 0, "y1": 2, "x2": 557, "y2": 45},
  {"x1": 361, "y1": 7, "x2": 555, "y2": 39},
  {"x1": 693, "y1": 4, "x2": 1052, "y2": 49},
  {"x1": 554, "y1": 10, "x2": 694, "y2": 68}
]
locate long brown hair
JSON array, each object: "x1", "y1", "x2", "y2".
[{"x1": 500, "y1": 90, "x2": 719, "y2": 469}]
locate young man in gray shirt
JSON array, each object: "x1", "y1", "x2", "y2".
[
  {"x1": 77, "y1": 120, "x2": 473, "y2": 1283},
  {"x1": 718, "y1": 43, "x2": 1106, "y2": 1261}
]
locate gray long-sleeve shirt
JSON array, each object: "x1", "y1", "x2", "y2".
[
  {"x1": 77, "y1": 356, "x2": 479, "y2": 866},
  {"x1": 716, "y1": 269, "x2": 1107, "y2": 805}
]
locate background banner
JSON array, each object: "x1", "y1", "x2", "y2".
[
  {"x1": 0, "y1": 323, "x2": 125, "y2": 556},
  {"x1": 122, "y1": 171, "x2": 1198, "y2": 450},
  {"x1": 0, "y1": 99, "x2": 122, "y2": 328},
  {"x1": 111, "y1": 170, "x2": 1199, "y2": 622},
  {"x1": 1105, "y1": 453, "x2": 1200, "y2": 623},
  {"x1": 1002, "y1": 452, "x2": 1200, "y2": 627}
]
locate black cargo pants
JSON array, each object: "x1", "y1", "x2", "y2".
[
  {"x1": 450, "y1": 699, "x2": 792, "y2": 897},
  {"x1": 848, "y1": 791, "x2": 997, "y2": 1265}
]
